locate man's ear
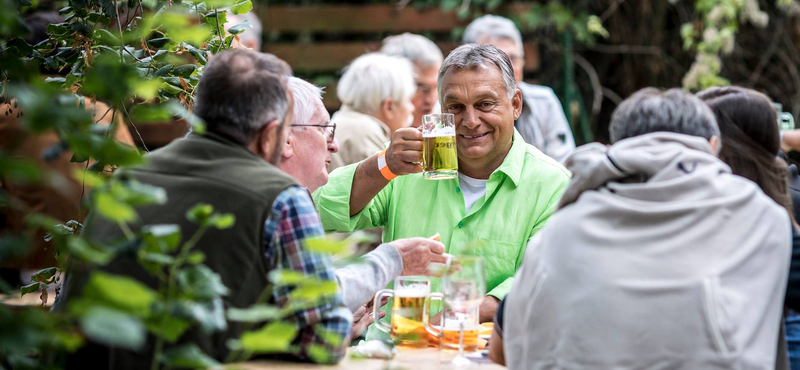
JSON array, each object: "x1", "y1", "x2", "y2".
[
  {"x1": 251, "y1": 119, "x2": 280, "y2": 157},
  {"x1": 511, "y1": 89, "x2": 523, "y2": 120},
  {"x1": 282, "y1": 132, "x2": 295, "y2": 159},
  {"x1": 381, "y1": 98, "x2": 394, "y2": 119}
]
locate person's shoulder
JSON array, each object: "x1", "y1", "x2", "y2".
[{"x1": 518, "y1": 82, "x2": 558, "y2": 100}]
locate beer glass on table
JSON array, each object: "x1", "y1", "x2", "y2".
[
  {"x1": 423, "y1": 256, "x2": 486, "y2": 365},
  {"x1": 373, "y1": 277, "x2": 431, "y2": 348},
  {"x1": 422, "y1": 113, "x2": 458, "y2": 180}
]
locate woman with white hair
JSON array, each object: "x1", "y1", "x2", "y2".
[{"x1": 329, "y1": 52, "x2": 416, "y2": 171}]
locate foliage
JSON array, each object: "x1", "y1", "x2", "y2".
[{"x1": 0, "y1": 0, "x2": 350, "y2": 368}]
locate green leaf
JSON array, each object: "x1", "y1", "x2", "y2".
[
  {"x1": 227, "y1": 305, "x2": 282, "y2": 322},
  {"x1": 147, "y1": 37, "x2": 171, "y2": 48},
  {"x1": 20, "y1": 282, "x2": 40, "y2": 297},
  {"x1": 313, "y1": 324, "x2": 343, "y2": 347},
  {"x1": 130, "y1": 103, "x2": 174, "y2": 123},
  {"x1": 72, "y1": 168, "x2": 105, "y2": 187},
  {"x1": 93, "y1": 29, "x2": 120, "y2": 46},
  {"x1": 186, "y1": 203, "x2": 213, "y2": 224},
  {"x1": 141, "y1": 252, "x2": 174, "y2": 264},
  {"x1": 147, "y1": 314, "x2": 191, "y2": 343},
  {"x1": 186, "y1": 251, "x2": 205, "y2": 264},
  {"x1": 290, "y1": 281, "x2": 338, "y2": 300},
  {"x1": 142, "y1": 224, "x2": 182, "y2": 252},
  {"x1": 80, "y1": 307, "x2": 145, "y2": 351},
  {"x1": 171, "y1": 64, "x2": 197, "y2": 77},
  {"x1": 208, "y1": 213, "x2": 235, "y2": 229},
  {"x1": 160, "y1": 343, "x2": 221, "y2": 369},
  {"x1": 67, "y1": 237, "x2": 114, "y2": 264},
  {"x1": 306, "y1": 343, "x2": 331, "y2": 364},
  {"x1": 268, "y1": 270, "x2": 308, "y2": 286},
  {"x1": 95, "y1": 192, "x2": 137, "y2": 223},
  {"x1": 185, "y1": 298, "x2": 227, "y2": 332},
  {"x1": 240, "y1": 321, "x2": 298, "y2": 353},
  {"x1": 227, "y1": 20, "x2": 251, "y2": 35},
  {"x1": 31, "y1": 267, "x2": 57, "y2": 283},
  {"x1": 231, "y1": 0, "x2": 252, "y2": 14},
  {"x1": 303, "y1": 237, "x2": 348, "y2": 255},
  {"x1": 84, "y1": 271, "x2": 158, "y2": 314},
  {"x1": 178, "y1": 265, "x2": 229, "y2": 300},
  {"x1": 44, "y1": 77, "x2": 66, "y2": 87}
]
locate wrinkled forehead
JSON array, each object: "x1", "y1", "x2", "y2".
[{"x1": 439, "y1": 64, "x2": 504, "y2": 101}]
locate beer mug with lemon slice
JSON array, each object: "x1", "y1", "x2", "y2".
[{"x1": 373, "y1": 277, "x2": 431, "y2": 347}]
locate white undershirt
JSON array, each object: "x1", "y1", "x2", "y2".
[{"x1": 458, "y1": 172, "x2": 488, "y2": 212}]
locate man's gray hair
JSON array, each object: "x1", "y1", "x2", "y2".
[
  {"x1": 288, "y1": 77, "x2": 324, "y2": 127},
  {"x1": 194, "y1": 49, "x2": 291, "y2": 145},
  {"x1": 337, "y1": 52, "x2": 416, "y2": 114},
  {"x1": 609, "y1": 88, "x2": 720, "y2": 145},
  {"x1": 438, "y1": 43, "x2": 516, "y2": 99},
  {"x1": 226, "y1": 11, "x2": 263, "y2": 50},
  {"x1": 380, "y1": 33, "x2": 444, "y2": 70},
  {"x1": 462, "y1": 15, "x2": 524, "y2": 57}
]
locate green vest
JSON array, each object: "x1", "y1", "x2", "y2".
[{"x1": 60, "y1": 132, "x2": 297, "y2": 368}]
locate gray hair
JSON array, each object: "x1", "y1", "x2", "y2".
[
  {"x1": 194, "y1": 49, "x2": 291, "y2": 145},
  {"x1": 438, "y1": 43, "x2": 516, "y2": 99},
  {"x1": 337, "y1": 52, "x2": 416, "y2": 114},
  {"x1": 226, "y1": 11, "x2": 263, "y2": 50},
  {"x1": 288, "y1": 77, "x2": 324, "y2": 127},
  {"x1": 609, "y1": 88, "x2": 720, "y2": 145},
  {"x1": 380, "y1": 33, "x2": 444, "y2": 70},
  {"x1": 463, "y1": 15, "x2": 524, "y2": 57}
]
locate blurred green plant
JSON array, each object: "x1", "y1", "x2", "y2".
[{"x1": 0, "y1": 0, "x2": 352, "y2": 368}]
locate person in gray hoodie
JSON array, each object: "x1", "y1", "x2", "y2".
[{"x1": 493, "y1": 88, "x2": 791, "y2": 370}]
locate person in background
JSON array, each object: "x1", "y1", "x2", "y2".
[
  {"x1": 494, "y1": 88, "x2": 790, "y2": 370},
  {"x1": 224, "y1": 11, "x2": 262, "y2": 51},
  {"x1": 314, "y1": 44, "x2": 570, "y2": 342},
  {"x1": 380, "y1": 33, "x2": 443, "y2": 128},
  {"x1": 463, "y1": 15, "x2": 575, "y2": 162},
  {"x1": 56, "y1": 49, "x2": 352, "y2": 367},
  {"x1": 328, "y1": 53, "x2": 416, "y2": 171},
  {"x1": 697, "y1": 86, "x2": 796, "y2": 370},
  {"x1": 277, "y1": 77, "x2": 448, "y2": 338}
]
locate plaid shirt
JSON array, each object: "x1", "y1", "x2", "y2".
[{"x1": 264, "y1": 186, "x2": 352, "y2": 363}]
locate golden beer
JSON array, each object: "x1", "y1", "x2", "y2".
[
  {"x1": 391, "y1": 295, "x2": 428, "y2": 347},
  {"x1": 441, "y1": 326, "x2": 479, "y2": 352},
  {"x1": 423, "y1": 134, "x2": 458, "y2": 180}
]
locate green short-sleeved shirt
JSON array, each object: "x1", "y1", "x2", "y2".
[{"x1": 313, "y1": 130, "x2": 570, "y2": 339}]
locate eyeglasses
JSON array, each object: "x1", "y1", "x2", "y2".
[{"x1": 290, "y1": 123, "x2": 336, "y2": 143}]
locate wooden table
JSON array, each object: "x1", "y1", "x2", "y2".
[{"x1": 234, "y1": 347, "x2": 504, "y2": 369}]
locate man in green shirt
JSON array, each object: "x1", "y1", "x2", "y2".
[{"x1": 313, "y1": 44, "x2": 570, "y2": 338}]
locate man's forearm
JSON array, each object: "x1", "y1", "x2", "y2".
[
  {"x1": 349, "y1": 154, "x2": 390, "y2": 216},
  {"x1": 479, "y1": 296, "x2": 500, "y2": 323},
  {"x1": 334, "y1": 243, "x2": 403, "y2": 312}
]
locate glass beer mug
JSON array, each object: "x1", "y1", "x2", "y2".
[
  {"x1": 422, "y1": 113, "x2": 458, "y2": 180},
  {"x1": 373, "y1": 277, "x2": 431, "y2": 348}
]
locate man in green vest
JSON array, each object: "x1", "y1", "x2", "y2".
[
  {"x1": 57, "y1": 49, "x2": 353, "y2": 367},
  {"x1": 313, "y1": 44, "x2": 571, "y2": 341}
]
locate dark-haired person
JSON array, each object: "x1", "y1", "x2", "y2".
[
  {"x1": 697, "y1": 86, "x2": 796, "y2": 370},
  {"x1": 496, "y1": 88, "x2": 790, "y2": 369},
  {"x1": 56, "y1": 49, "x2": 352, "y2": 367}
]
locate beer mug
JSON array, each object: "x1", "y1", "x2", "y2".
[
  {"x1": 373, "y1": 277, "x2": 431, "y2": 348},
  {"x1": 423, "y1": 293, "x2": 481, "y2": 352},
  {"x1": 422, "y1": 113, "x2": 458, "y2": 180}
]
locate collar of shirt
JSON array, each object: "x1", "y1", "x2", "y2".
[{"x1": 490, "y1": 129, "x2": 526, "y2": 188}]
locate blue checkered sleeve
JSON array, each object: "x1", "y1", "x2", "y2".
[{"x1": 263, "y1": 186, "x2": 352, "y2": 363}]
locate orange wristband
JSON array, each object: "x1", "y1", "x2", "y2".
[{"x1": 377, "y1": 149, "x2": 397, "y2": 181}]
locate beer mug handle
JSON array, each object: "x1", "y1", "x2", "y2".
[
  {"x1": 423, "y1": 292, "x2": 444, "y2": 337},
  {"x1": 373, "y1": 289, "x2": 394, "y2": 334}
]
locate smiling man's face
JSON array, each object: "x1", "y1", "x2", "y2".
[{"x1": 440, "y1": 64, "x2": 521, "y2": 177}]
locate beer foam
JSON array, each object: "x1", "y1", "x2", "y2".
[
  {"x1": 423, "y1": 126, "x2": 455, "y2": 137},
  {"x1": 394, "y1": 283, "x2": 430, "y2": 297}
]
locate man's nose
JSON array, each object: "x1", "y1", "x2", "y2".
[
  {"x1": 461, "y1": 107, "x2": 480, "y2": 129},
  {"x1": 329, "y1": 138, "x2": 340, "y2": 153}
]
